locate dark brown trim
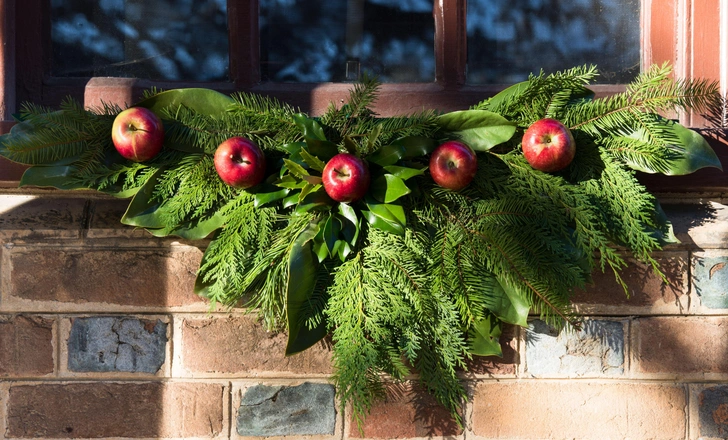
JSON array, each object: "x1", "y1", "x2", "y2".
[
  {"x1": 433, "y1": 0, "x2": 467, "y2": 88},
  {"x1": 0, "y1": 0, "x2": 15, "y2": 120},
  {"x1": 228, "y1": 0, "x2": 260, "y2": 87}
]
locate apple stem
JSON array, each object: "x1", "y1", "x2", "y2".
[
  {"x1": 230, "y1": 154, "x2": 250, "y2": 164},
  {"x1": 334, "y1": 168, "x2": 349, "y2": 177}
]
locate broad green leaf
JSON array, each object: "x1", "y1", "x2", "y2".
[
  {"x1": 370, "y1": 174, "x2": 411, "y2": 203},
  {"x1": 296, "y1": 190, "x2": 334, "y2": 213},
  {"x1": 382, "y1": 165, "x2": 426, "y2": 180},
  {"x1": 280, "y1": 142, "x2": 306, "y2": 155},
  {"x1": 470, "y1": 315, "x2": 503, "y2": 357},
  {"x1": 252, "y1": 185, "x2": 290, "y2": 208},
  {"x1": 366, "y1": 143, "x2": 405, "y2": 166},
  {"x1": 338, "y1": 203, "x2": 361, "y2": 245},
  {"x1": 300, "y1": 148, "x2": 326, "y2": 172},
  {"x1": 276, "y1": 175, "x2": 307, "y2": 190},
  {"x1": 367, "y1": 124, "x2": 383, "y2": 150},
  {"x1": 298, "y1": 183, "x2": 320, "y2": 202},
  {"x1": 285, "y1": 223, "x2": 328, "y2": 355},
  {"x1": 362, "y1": 198, "x2": 406, "y2": 235},
  {"x1": 437, "y1": 110, "x2": 517, "y2": 151},
  {"x1": 121, "y1": 168, "x2": 168, "y2": 228},
  {"x1": 366, "y1": 136, "x2": 436, "y2": 166},
  {"x1": 293, "y1": 114, "x2": 339, "y2": 159},
  {"x1": 136, "y1": 88, "x2": 235, "y2": 118},
  {"x1": 361, "y1": 210, "x2": 404, "y2": 235},
  {"x1": 491, "y1": 277, "x2": 531, "y2": 327},
  {"x1": 283, "y1": 158, "x2": 310, "y2": 178},
  {"x1": 146, "y1": 211, "x2": 226, "y2": 240},
  {"x1": 649, "y1": 199, "x2": 680, "y2": 245},
  {"x1": 19, "y1": 165, "x2": 87, "y2": 190},
  {"x1": 343, "y1": 136, "x2": 358, "y2": 155}
]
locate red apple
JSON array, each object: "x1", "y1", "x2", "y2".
[
  {"x1": 521, "y1": 118, "x2": 576, "y2": 172},
  {"x1": 214, "y1": 137, "x2": 267, "y2": 188},
  {"x1": 429, "y1": 141, "x2": 478, "y2": 191},
  {"x1": 111, "y1": 107, "x2": 165, "y2": 162},
  {"x1": 322, "y1": 153, "x2": 370, "y2": 203}
]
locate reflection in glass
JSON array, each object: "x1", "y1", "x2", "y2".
[
  {"x1": 51, "y1": 0, "x2": 229, "y2": 81},
  {"x1": 260, "y1": 0, "x2": 435, "y2": 83},
  {"x1": 467, "y1": 0, "x2": 640, "y2": 84}
]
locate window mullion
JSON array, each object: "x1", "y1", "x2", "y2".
[{"x1": 434, "y1": 0, "x2": 467, "y2": 87}]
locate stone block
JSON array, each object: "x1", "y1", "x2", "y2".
[
  {"x1": 67, "y1": 316, "x2": 167, "y2": 374},
  {"x1": 634, "y1": 317, "x2": 728, "y2": 376},
  {"x1": 663, "y1": 201, "x2": 728, "y2": 249},
  {"x1": 236, "y1": 382, "x2": 336, "y2": 437},
  {"x1": 0, "y1": 315, "x2": 54, "y2": 377},
  {"x1": 471, "y1": 381, "x2": 686, "y2": 439},
  {"x1": 178, "y1": 315, "x2": 333, "y2": 376},
  {"x1": 696, "y1": 385, "x2": 728, "y2": 439},
  {"x1": 693, "y1": 251, "x2": 728, "y2": 309},
  {"x1": 525, "y1": 319, "x2": 625, "y2": 377},
  {"x1": 6, "y1": 382, "x2": 225, "y2": 438}
]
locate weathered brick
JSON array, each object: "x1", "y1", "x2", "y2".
[
  {"x1": 348, "y1": 382, "x2": 462, "y2": 438},
  {"x1": 6, "y1": 382, "x2": 225, "y2": 438},
  {"x1": 525, "y1": 319, "x2": 625, "y2": 377},
  {"x1": 471, "y1": 381, "x2": 686, "y2": 439},
  {"x1": 634, "y1": 317, "x2": 728, "y2": 376},
  {"x1": 572, "y1": 252, "x2": 688, "y2": 314},
  {"x1": 0, "y1": 315, "x2": 54, "y2": 377},
  {"x1": 466, "y1": 323, "x2": 518, "y2": 376},
  {"x1": 237, "y1": 382, "x2": 336, "y2": 437},
  {"x1": 692, "y1": 251, "x2": 728, "y2": 309},
  {"x1": 0, "y1": 195, "x2": 85, "y2": 240},
  {"x1": 696, "y1": 385, "x2": 728, "y2": 439},
  {"x1": 179, "y1": 315, "x2": 333, "y2": 376},
  {"x1": 5, "y1": 247, "x2": 205, "y2": 309},
  {"x1": 67, "y1": 316, "x2": 167, "y2": 374},
  {"x1": 86, "y1": 198, "x2": 158, "y2": 239}
]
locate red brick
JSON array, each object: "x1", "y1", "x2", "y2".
[
  {"x1": 572, "y1": 252, "x2": 688, "y2": 312},
  {"x1": 348, "y1": 383, "x2": 462, "y2": 438},
  {"x1": 0, "y1": 195, "x2": 85, "y2": 240},
  {"x1": 635, "y1": 317, "x2": 728, "y2": 375},
  {"x1": 7, "y1": 247, "x2": 205, "y2": 308},
  {"x1": 86, "y1": 198, "x2": 158, "y2": 239},
  {"x1": 179, "y1": 315, "x2": 333, "y2": 375},
  {"x1": 472, "y1": 381, "x2": 686, "y2": 439},
  {"x1": 0, "y1": 315, "x2": 54, "y2": 377},
  {"x1": 7, "y1": 382, "x2": 224, "y2": 438}
]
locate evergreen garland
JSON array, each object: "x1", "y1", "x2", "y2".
[{"x1": 0, "y1": 64, "x2": 723, "y2": 428}]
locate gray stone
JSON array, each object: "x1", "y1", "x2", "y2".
[
  {"x1": 237, "y1": 382, "x2": 336, "y2": 436},
  {"x1": 698, "y1": 385, "x2": 728, "y2": 438},
  {"x1": 68, "y1": 317, "x2": 167, "y2": 373},
  {"x1": 693, "y1": 253, "x2": 728, "y2": 309},
  {"x1": 526, "y1": 319, "x2": 624, "y2": 377}
]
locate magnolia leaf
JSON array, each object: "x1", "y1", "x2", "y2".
[
  {"x1": 470, "y1": 315, "x2": 503, "y2": 357},
  {"x1": 19, "y1": 165, "x2": 86, "y2": 190},
  {"x1": 382, "y1": 165, "x2": 426, "y2": 180},
  {"x1": 146, "y1": 211, "x2": 226, "y2": 240},
  {"x1": 121, "y1": 168, "x2": 168, "y2": 228},
  {"x1": 285, "y1": 223, "x2": 328, "y2": 355},
  {"x1": 300, "y1": 148, "x2": 326, "y2": 172},
  {"x1": 492, "y1": 277, "x2": 531, "y2": 327},
  {"x1": 293, "y1": 114, "x2": 339, "y2": 159},
  {"x1": 370, "y1": 174, "x2": 411, "y2": 203},
  {"x1": 280, "y1": 142, "x2": 306, "y2": 155},
  {"x1": 0, "y1": 110, "x2": 88, "y2": 165},
  {"x1": 437, "y1": 110, "x2": 517, "y2": 151},
  {"x1": 136, "y1": 88, "x2": 235, "y2": 118}
]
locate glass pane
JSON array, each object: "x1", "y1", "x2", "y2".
[
  {"x1": 260, "y1": 0, "x2": 435, "y2": 83},
  {"x1": 51, "y1": 0, "x2": 229, "y2": 81},
  {"x1": 467, "y1": 0, "x2": 640, "y2": 84}
]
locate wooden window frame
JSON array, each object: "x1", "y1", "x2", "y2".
[{"x1": 1, "y1": 0, "x2": 727, "y2": 190}]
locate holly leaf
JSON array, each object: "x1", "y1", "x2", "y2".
[
  {"x1": 382, "y1": 165, "x2": 426, "y2": 180},
  {"x1": 283, "y1": 158, "x2": 310, "y2": 178},
  {"x1": 370, "y1": 174, "x2": 411, "y2": 203},
  {"x1": 469, "y1": 315, "x2": 503, "y2": 357},
  {"x1": 285, "y1": 223, "x2": 328, "y2": 355},
  {"x1": 300, "y1": 148, "x2": 326, "y2": 172},
  {"x1": 437, "y1": 110, "x2": 517, "y2": 151}
]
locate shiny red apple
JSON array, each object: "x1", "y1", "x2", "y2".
[
  {"x1": 214, "y1": 137, "x2": 267, "y2": 188},
  {"x1": 322, "y1": 153, "x2": 370, "y2": 203},
  {"x1": 429, "y1": 140, "x2": 478, "y2": 191},
  {"x1": 111, "y1": 107, "x2": 165, "y2": 162},
  {"x1": 521, "y1": 118, "x2": 576, "y2": 172}
]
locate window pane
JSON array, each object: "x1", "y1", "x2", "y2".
[
  {"x1": 467, "y1": 0, "x2": 640, "y2": 84},
  {"x1": 260, "y1": 0, "x2": 435, "y2": 83},
  {"x1": 51, "y1": 0, "x2": 229, "y2": 81}
]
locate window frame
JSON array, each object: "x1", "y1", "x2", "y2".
[{"x1": 2, "y1": 0, "x2": 727, "y2": 190}]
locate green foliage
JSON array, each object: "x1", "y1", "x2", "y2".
[{"x1": 0, "y1": 63, "x2": 722, "y2": 429}]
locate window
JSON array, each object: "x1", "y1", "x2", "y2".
[{"x1": 3, "y1": 0, "x2": 727, "y2": 189}]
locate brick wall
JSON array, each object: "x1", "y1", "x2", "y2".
[{"x1": 1, "y1": 190, "x2": 728, "y2": 439}]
